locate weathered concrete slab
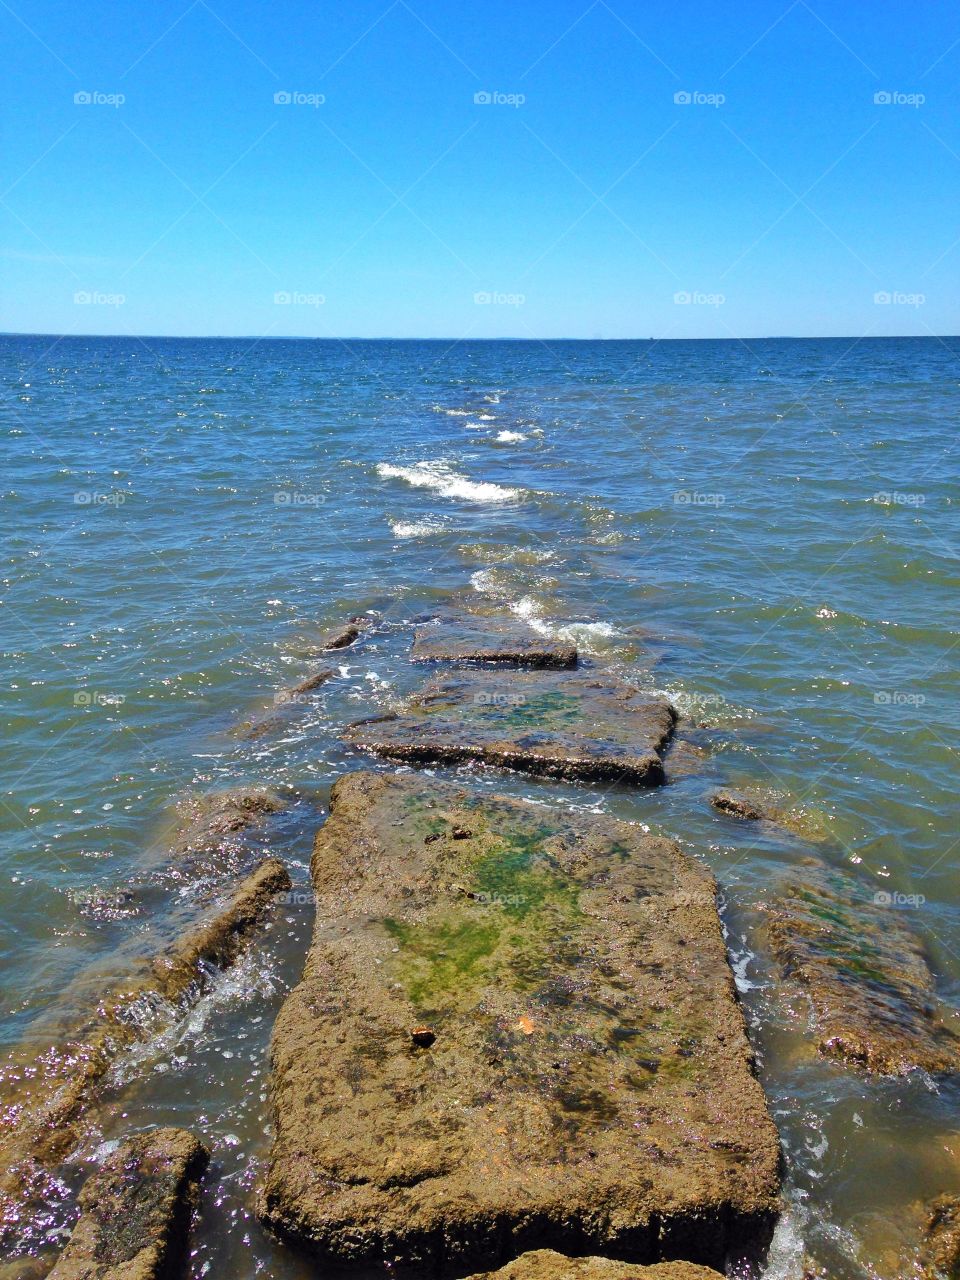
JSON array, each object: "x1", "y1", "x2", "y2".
[
  {"x1": 412, "y1": 614, "x2": 577, "y2": 668},
  {"x1": 48, "y1": 1127, "x2": 208, "y2": 1280},
  {"x1": 0, "y1": 859, "x2": 290, "y2": 1244},
  {"x1": 464, "y1": 1252, "x2": 723, "y2": 1280},
  {"x1": 343, "y1": 668, "x2": 676, "y2": 786},
  {"x1": 766, "y1": 872, "x2": 960, "y2": 1075},
  {"x1": 258, "y1": 771, "x2": 780, "y2": 1274}
]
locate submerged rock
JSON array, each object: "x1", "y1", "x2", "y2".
[
  {"x1": 710, "y1": 791, "x2": 765, "y2": 821},
  {"x1": 258, "y1": 771, "x2": 780, "y2": 1273},
  {"x1": 0, "y1": 859, "x2": 290, "y2": 1243},
  {"x1": 48, "y1": 1127, "x2": 208, "y2": 1280},
  {"x1": 343, "y1": 668, "x2": 676, "y2": 786},
  {"x1": 319, "y1": 614, "x2": 371, "y2": 651},
  {"x1": 412, "y1": 613, "x2": 577, "y2": 668},
  {"x1": 233, "y1": 669, "x2": 336, "y2": 740},
  {"x1": 463, "y1": 1252, "x2": 723, "y2": 1279},
  {"x1": 171, "y1": 787, "x2": 287, "y2": 853},
  {"x1": 920, "y1": 1195, "x2": 960, "y2": 1278},
  {"x1": 765, "y1": 872, "x2": 960, "y2": 1075}
]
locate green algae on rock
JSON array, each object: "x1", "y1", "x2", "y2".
[
  {"x1": 463, "y1": 1250, "x2": 724, "y2": 1280},
  {"x1": 412, "y1": 613, "x2": 577, "y2": 668},
  {"x1": 343, "y1": 668, "x2": 676, "y2": 786},
  {"x1": 765, "y1": 871, "x2": 960, "y2": 1076},
  {"x1": 920, "y1": 1195, "x2": 960, "y2": 1279},
  {"x1": 48, "y1": 1128, "x2": 208, "y2": 1280},
  {"x1": 0, "y1": 859, "x2": 290, "y2": 1245},
  {"x1": 257, "y1": 771, "x2": 780, "y2": 1274}
]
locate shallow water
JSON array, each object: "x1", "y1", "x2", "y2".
[{"x1": 1, "y1": 334, "x2": 958, "y2": 1277}]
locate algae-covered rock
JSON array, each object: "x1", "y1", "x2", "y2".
[
  {"x1": 710, "y1": 791, "x2": 765, "y2": 821},
  {"x1": 0, "y1": 860, "x2": 290, "y2": 1243},
  {"x1": 258, "y1": 771, "x2": 780, "y2": 1274},
  {"x1": 319, "y1": 615, "x2": 371, "y2": 651},
  {"x1": 343, "y1": 668, "x2": 675, "y2": 786},
  {"x1": 766, "y1": 872, "x2": 960, "y2": 1075},
  {"x1": 463, "y1": 1252, "x2": 723, "y2": 1279},
  {"x1": 48, "y1": 1127, "x2": 208, "y2": 1279},
  {"x1": 171, "y1": 787, "x2": 287, "y2": 853},
  {"x1": 412, "y1": 613, "x2": 577, "y2": 668},
  {"x1": 921, "y1": 1195, "x2": 960, "y2": 1278}
]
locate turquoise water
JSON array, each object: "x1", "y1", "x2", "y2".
[{"x1": 1, "y1": 335, "x2": 958, "y2": 1277}]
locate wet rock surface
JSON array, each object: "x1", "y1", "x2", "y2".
[
  {"x1": 920, "y1": 1195, "x2": 960, "y2": 1278},
  {"x1": 233, "y1": 669, "x2": 336, "y2": 740},
  {"x1": 710, "y1": 790, "x2": 765, "y2": 821},
  {"x1": 463, "y1": 1251, "x2": 723, "y2": 1279},
  {"x1": 343, "y1": 668, "x2": 676, "y2": 786},
  {"x1": 412, "y1": 614, "x2": 577, "y2": 668},
  {"x1": 47, "y1": 1127, "x2": 208, "y2": 1280},
  {"x1": 0, "y1": 859, "x2": 290, "y2": 1242},
  {"x1": 258, "y1": 770, "x2": 780, "y2": 1274},
  {"x1": 765, "y1": 871, "x2": 960, "y2": 1075},
  {"x1": 319, "y1": 615, "x2": 371, "y2": 651}
]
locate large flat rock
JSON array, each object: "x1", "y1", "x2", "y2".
[
  {"x1": 412, "y1": 614, "x2": 577, "y2": 668},
  {"x1": 766, "y1": 871, "x2": 960, "y2": 1075},
  {"x1": 258, "y1": 772, "x2": 780, "y2": 1274},
  {"x1": 463, "y1": 1251, "x2": 722, "y2": 1280},
  {"x1": 343, "y1": 668, "x2": 676, "y2": 786},
  {"x1": 48, "y1": 1127, "x2": 208, "y2": 1280}
]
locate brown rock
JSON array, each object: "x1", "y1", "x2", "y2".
[
  {"x1": 343, "y1": 668, "x2": 676, "y2": 787},
  {"x1": 258, "y1": 771, "x2": 780, "y2": 1274},
  {"x1": 920, "y1": 1195, "x2": 960, "y2": 1278},
  {"x1": 463, "y1": 1251, "x2": 723, "y2": 1280},
  {"x1": 234, "y1": 669, "x2": 336, "y2": 740},
  {"x1": 320, "y1": 615, "x2": 371, "y2": 651},
  {"x1": 412, "y1": 614, "x2": 577, "y2": 668},
  {"x1": 766, "y1": 871, "x2": 960, "y2": 1075},
  {"x1": 48, "y1": 1128, "x2": 208, "y2": 1280},
  {"x1": 710, "y1": 791, "x2": 765, "y2": 822}
]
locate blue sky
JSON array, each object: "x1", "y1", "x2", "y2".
[{"x1": 1, "y1": 0, "x2": 958, "y2": 337}]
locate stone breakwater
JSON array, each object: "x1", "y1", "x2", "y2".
[{"x1": 5, "y1": 600, "x2": 958, "y2": 1279}]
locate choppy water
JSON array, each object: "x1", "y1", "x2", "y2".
[{"x1": 1, "y1": 334, "x2": 958, "y2": 1278}]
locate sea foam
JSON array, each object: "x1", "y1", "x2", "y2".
[{"x1": 377, "y1": 461, "x2": 520, "y2": 503}]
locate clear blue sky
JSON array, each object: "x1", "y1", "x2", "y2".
[{"x1": 1, "y1": 0, "x2": 958, "y2": 338}]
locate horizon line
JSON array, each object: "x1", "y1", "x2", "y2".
[{"x1": 1, "y1": 331, "x2": 956, "y2": 343}]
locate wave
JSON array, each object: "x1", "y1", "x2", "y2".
[
  {"x1": 495, "y1": 430, "x2": 527, "y2": 443},
  {"x1": 376, "y1": 461, "x2": 521, "y2": 503},
  {"x1": 389, "y1": 517, "x2": 449, "y2": 538}
]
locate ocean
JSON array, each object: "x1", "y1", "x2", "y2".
[{"x1": 1, "y1": 334, "x2": 958, "y2": 1277}]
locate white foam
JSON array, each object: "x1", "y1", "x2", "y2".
[
  {"x1": 510, "y1": 596, "x2": 617, "y2": 652},
  {"x1": 495, "y1": 430, "x2": 526, "y2": 443},
  {"x1": 376, "y1": 461, "x2": 520, "y2": 503},
  {"x1": 389, "y1": 517, "x2": 447, "y2": 538}
]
